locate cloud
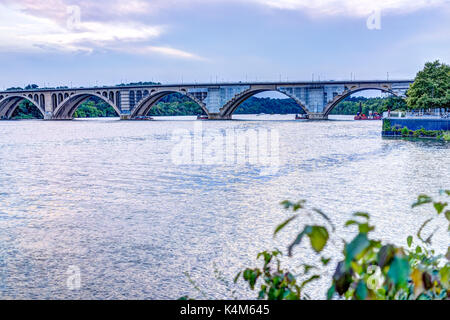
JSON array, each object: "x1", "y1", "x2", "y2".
[
  {"x1": 2, "y1": 0, "x2": 448, "y2": 18},
  {"x1": 0, "y1": 1, "x2": 202, "y2": 59},
  {"x1": 136, "y1": 46, "x2": 204, "y2": 60},
  {"x1": 0, "y1": 0, "x2": 446, "y2": 57},
  {"x1": 251, "y1": 0, "x2": 449, "y2": 17}
]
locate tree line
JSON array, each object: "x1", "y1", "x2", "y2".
[{"x1": 11, "y1": 95, "x2": 401, "y2": 119}]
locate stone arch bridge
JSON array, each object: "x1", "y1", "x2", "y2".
[{"x1": 0, "y1": 80, "x2": 412, "y2": 120}]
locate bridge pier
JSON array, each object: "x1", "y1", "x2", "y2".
[
  {"x1": 308, "y1": 113, "x2": 328, "y2": 120},
  {"x1": 208, "y1": 113, "x2": 232, "y2": 120}
]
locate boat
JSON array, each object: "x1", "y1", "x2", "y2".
[
  {"x1": 295, "y1": 114, "x2": 309, "y2": 120},
  {"x1": 197, "y1": 115, "x2": 209, "y2": 120},
  {"x1": 354, "y1": 102, "x2": 381, "y2": 120},
  {"x1": 131, "y1": 116, "x2": 154, "y2": 121},
  {"x1": 354, "y1": 113, "x2": 382, "y2": 120}
]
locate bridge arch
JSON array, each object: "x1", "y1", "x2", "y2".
[
  {"x1": 323, "y1": 87, "x2": 399, "y2": 117},
  {"x1": 220, "y1": 88, "x2": 310, "y2": 118},
  {"x1": 131, "y1": 90, "x2": 209, "y2": 118},
  {"x1": 53, "y1": 92, "x2": 121, "y2": 119},
  {"x1": 0, "y1": 95, "x2": 45, "y2": 119}
]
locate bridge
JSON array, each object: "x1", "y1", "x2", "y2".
[{"x1": 0, "y1": 80, "x2": 412, "y2": 120}]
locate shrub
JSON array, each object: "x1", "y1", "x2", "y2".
[
  {"x1": 401, "y1": 127, "x2": 410, "y2": 136},
  {"x1": 444, "y1": 132, "x2": 450, "y2": 141},
  {"x1": 233, "y1": 191, "x2": 450, "y2": 300}
]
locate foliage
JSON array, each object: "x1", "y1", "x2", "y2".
[
  {"x1": 73, "y1": 98, "x2": 118, "y2": 118},
  {"x1": 407, "y1": 60, "x2": 450, "y2": 110},
  {"x1": 236, "y1": 97, "x2": 306, "y2": 115},
  {"x1": 24, "y1": 84, "x2": 39, "y2": 90},
  {"x1": 382, "y1": 119, "x2": 391, "y2": 131},
  {"x1": 115, "y1": 81, "x2": 161, "y2": 87},
  {"x1": 330, "y1": 96, "x2": 406, "y2": 115},
  {"x1": 401, "y1": 127, "x2": 411, "y2": 137},
  {"x1": 444, "y1": 133, "x2": 450, "y2": 141},
  {"x1": 11, "y1": 101, "x2": 43, "y2": 119},
  {"x1": 235, "y1": 191, "x2": 450, "y2": 300}
]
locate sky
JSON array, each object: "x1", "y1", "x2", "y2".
[{"x1": 0, "y1": 0, "x2": 449, "y2": 90}]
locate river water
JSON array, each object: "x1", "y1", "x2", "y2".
[{"x1": 0, "y1": 115, "x2": 449, "y2": 299}]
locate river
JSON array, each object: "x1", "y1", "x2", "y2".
[{"x1": 0, "y1": 115, "x2": 449, "y2": 299}]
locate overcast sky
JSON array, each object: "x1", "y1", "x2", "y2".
[{"x1": 0, "y1": 0, "x2": 449, "y2": 89}]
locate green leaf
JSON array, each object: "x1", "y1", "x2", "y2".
[
  {"x1": 353, "y1": 212, "x2": 370, "y2": 220},
  {"x1": 288, "y1": 225, "x2": 329, "y2": 256},
  {"x1": 433, "y1": 202, "x2": 448, "y2": 214},
  {"x1": 345, "y1": 233, "x2": 370, "y2": 268},
  {"x1": 422, "y1": 272, "x2": 432, "y2": 290},
  {"x1": 288, "y1": 229, "x2": 307, "y2": 257},
  {"x1": 300, "y1": 275, "x2": 320, "y2": 289},
  {"x1": 321, "y1": 257, "x2": 331, "y2": 266},
  {"x1": 355, "y1": 281, "x2": 368, "y2": 300},
  {"x1": 234, "y1": 271, "x2": 242, "y2": 283},
  {"x1": 439, "y1": 265, "x2": 449, "y2": 289},
  {"x1": 312, "y1": 208, "x2": 335, "y2": 231},
  {"x1": 308, "y1": 226, "x2": 329, "y2": 253},
  {"x1": 332, "y1": 262, "x2": 352, "y2": 295},
  {"x1": 445, "y1": 210, "x2": 450, "y2": 222},
  {"x1": 412, "y1": 194, "x2": 432, "y2": 208},
  {"x1": 280, "y1": 200, "x2": 305, "y2": 211},
  {"x1": 280, "y1": 200, "x2": 291, "y2": 209},
  {"x1": 274, "y1": 215, "x2": 298, "y2": 237},
  {"x1": 387, "y1": 256, "x2": 410, "y2": 287},
  {"x1": 378, "y1": 245, "x2": 396, "y2": 268},
  {"x1": 345, "y1": 220, "x2": 358, "y2": 227},
  {"x1": 326, "y1": 284, "x2": 335, "y2": 300},
  {"x1": 358, "y1": 223, "x2": 375, "y2": 234},
  {"x1": 407, "y1": 236, "x2": 413, "y2": 248},
  {"x1": 303, "y1": 264, "x2": 316, "y2": 274},
  {"x1": 417, "y1": 218, "x2": 433, "y2": 244}
]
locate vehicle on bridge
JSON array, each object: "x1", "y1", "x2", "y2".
[{"x1": 197, "y1": 115, "x2": 209, "y2": 120}]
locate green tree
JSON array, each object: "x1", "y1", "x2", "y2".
[{"x1": 407, "y1": 60, "x2": 450, "y2": 110}]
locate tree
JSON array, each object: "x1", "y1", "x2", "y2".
[
  {"x1": 24, "y1": 84, "x2": 39, "y2": 90},
  {"x1": 407, "y1": 60, "x2": 450, "y2": 110}
]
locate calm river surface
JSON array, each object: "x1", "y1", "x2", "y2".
[{"x1": 0, "y1": 115, "x2": 449, "y2": 299}]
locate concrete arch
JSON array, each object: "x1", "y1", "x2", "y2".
[
  {"x1": 0, "y1": 95, "x2": 45, "y2": 119},
  {"x1": 53, "y1": 92, "x2": 121, "y2": 119},
  {"x1": 220, "y1": 88, "x2": 310, "y2": 118},
  {"x1": 323, "y1": 87, "x2": 399, "y2": 117},
  {"x1": 131, "y1": 90, "x2": 209, "y2": 118},
  {"x1": 52, "y1": 93, "x2": 57, "y2": 111}
]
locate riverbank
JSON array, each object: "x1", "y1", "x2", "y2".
[{"x1": 382, "y1": 118, "x2": 450, "y2": 141}]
